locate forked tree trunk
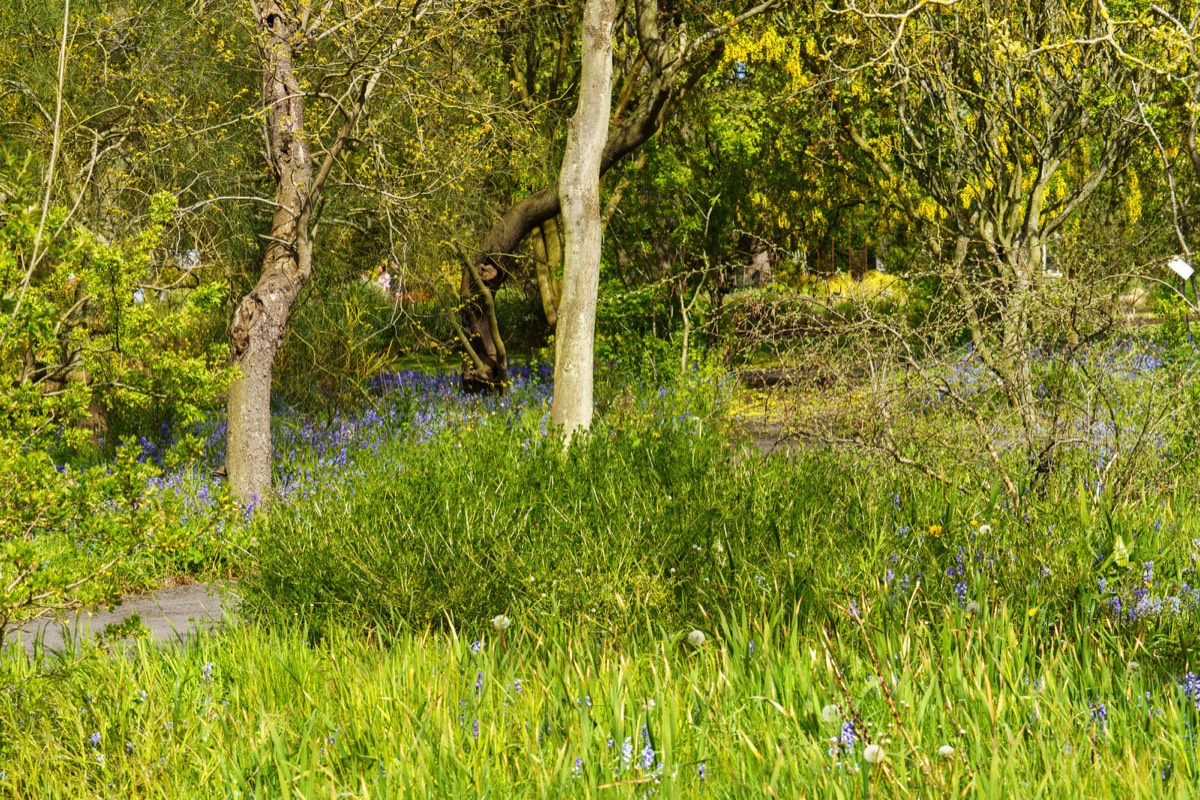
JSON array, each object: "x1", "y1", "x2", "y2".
[
  {"x1": 227, "y1": 3, "x2": 313, "y2": 502},
  {"x1": 550, "y1": 0, "x2": 615, "y2": 439}
]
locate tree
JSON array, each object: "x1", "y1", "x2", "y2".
[
  {"x1": 0, "y1": 0, "x2": 246, "y2": 444},
  {"x1": 1129, "y1": 4, "x2": 1200, "y2": 302},
  {"x1": 226, "y1": 0, "x2": 445, "y2": 501},
  {"x1": 835, "y1": 0, "x2": 1149, "y2": 447},
  {"x1": 550, "y1": 0, "x2": 616, "y2": 438},
  {"x1": 457, "y1": 0, "x2": 780, "y2": 393}
]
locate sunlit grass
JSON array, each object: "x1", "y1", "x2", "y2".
[{"x1": 2, "y1": 601, "x2": 1197, "y2": 798}]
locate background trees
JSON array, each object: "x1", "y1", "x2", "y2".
[
  {"x1": 3, "y1": 0, "x2": 1197, "y2": 489},
  {"x1": 454, "y1": 0, "x2": 780, "y2": 393}
]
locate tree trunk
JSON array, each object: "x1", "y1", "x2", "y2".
[
  {"x1": 531, "y1": 222, "x2": 560, "y2": 328},
  {"x1": 458, "y1": 0, "x2": 727, "y2": 393},
  {"x1": 226, "y1": 3, "x2": 313, "y2": 502},
  {"x1": 550, "y1": 0, "x2": 615, "y2": 439}
]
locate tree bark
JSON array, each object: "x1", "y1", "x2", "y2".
[
  {"x1": 227, "y1": 3, "x2": 313, "y2": 502},
  {"x1": 226, "y1": 0, "x2": 386, "y2": 500},
  {"x1": 531, "y1": 221, "x2": 561, "y2": 328},
  {"x1": 551, "y1": 0, "x2": 615, "y2": 439}
]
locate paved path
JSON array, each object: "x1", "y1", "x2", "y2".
[{"x1": 6, "y1": 582, "x2": 236, "y2": 656}]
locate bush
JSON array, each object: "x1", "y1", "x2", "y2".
[
  {"x1": 243, "y1": 419, "x2": 774, "y2": 637},
  {"x1": 0, "y1": 155, "x2": 229, "y2": 455},
  {"x1": 0, "y1": 439, "x2": 247, "y2": 631}
]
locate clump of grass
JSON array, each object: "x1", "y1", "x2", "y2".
[{"x1": 241, "y1": 400, "x2": 1200, "y2": 665}]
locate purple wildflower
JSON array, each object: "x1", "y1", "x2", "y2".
[{"x1": 840, "y1": 720, "x2": 856, "y2": 751}]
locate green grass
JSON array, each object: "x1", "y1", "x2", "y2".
[
  {"x1": 2, "y1": 604, "x2": 1197, "y2": 798},
  {"x1": 243, "y1": 410, "x2": 1200, "y2": 663},
  {"x1": 9, "y1": 364, "x2": 1200, "y2": 797}
]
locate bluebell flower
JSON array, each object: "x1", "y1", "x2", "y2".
[
  {"x1": 640, "y1": 727, "x2": 655, "y2": 771},
  {"x1": 1182, "y1": 673, "x2": 1200, "y2": 711},
  {"x1": 840, "y1": 721, "x2": 856, "y2": 751}
]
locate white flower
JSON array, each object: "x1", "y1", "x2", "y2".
[
  {"x1": 938, "y1": 745, "x2": 955, "y2": 758},
  {"x1": 965, "y1": 601, "x2": 981, "y2": 615},
  {"x1": 491, "y1": 615, "x2": 511, "y2": 632},
  {"x1": 687, "y1": 630, "x2": 706, "y2": 648},
  {"x1": 1128, "y1": 660, "x2": 1140, "y2": 673},
  {"x1": 978, "y1": 524, "x2": 992, "y2": 536},
  {"x1": 820, "y1": 704, "x2": 839, "y2": 723},
  {"x1": 864, "y1": 743, "x2": 885, "y2": 764}
]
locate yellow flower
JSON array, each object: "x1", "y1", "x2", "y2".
[
  {"x1": 928, "y1": 525, "x2": 943, "y2": 537},
  {"x1": 1027, "y1": 607, "x2": 1039, "y2": 618}
]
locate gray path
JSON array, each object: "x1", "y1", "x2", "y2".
[{"x1": 6, "y1": 582, "x2": 236, "y2": 656}]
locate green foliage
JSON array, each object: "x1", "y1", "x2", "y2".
[
  {"x1": 0, "y1": 440, "x2": 245, "y2": 630},
  {"x1": 0, "y1": 155, "x2": 240, "y2": 623},
  {"x1": 241, "y1": 385, "x2": 1200, "y2": 666},
  {"x1": 593, "y1": 281, "x2": 678, "y2": 376},
  {"x1": 1156, "y1": 294, "x2": 1193, "y2": 350},
  {"x1": 275, "y1": 282, "x2": 399, "y2": 419},
  {"x1": 0, "y1": 155, "x2": 230, "y2": 452}
]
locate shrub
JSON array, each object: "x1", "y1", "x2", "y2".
[{"x1": 243, "y1": 419, "x2": 769, "y2": 637}]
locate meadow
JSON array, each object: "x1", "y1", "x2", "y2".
[{"x1": 7, "y1": 0, "x2": 1200, "y2": 795}]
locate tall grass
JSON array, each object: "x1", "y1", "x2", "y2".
[
  {"x1": 10, "y1": 363, "x2": 1200, "y2": 797},
  {"x1": 2, "y1": 605, "x2": 1197, "y2": 798},
  {"x1": 242, "y1": 409, "x2": 1200, "y2": 673}
]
